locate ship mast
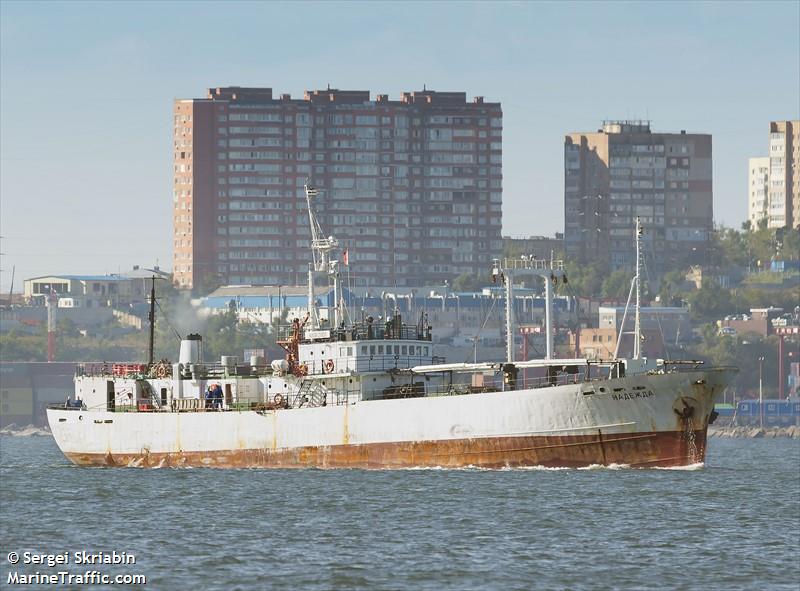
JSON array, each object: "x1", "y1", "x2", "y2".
[
  {"x1": 148, "y1": 276, "x2": 156, "y2": 366},
  {"x1": 633, "y1": 217, "x2": 642, "y2": 360},
  {"x1": 304, "y1": 184, "x2": 343, "y2": 329},
  {"x1": 613, "y1": 217, "x2": 643, "y2": 360},
  {"x1": 504, "y1": 268, "x2": 514, "y2": 362}
]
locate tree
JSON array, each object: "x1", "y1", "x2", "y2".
[
  {"x1": 708, "y1": 222, "x2": 798, "y2": 272},
  {"x1": 687, "y1": 330, "x2": 779, "y2": 396},
  {"x1": 56, "y1": 318, "x2": 78, "y2": 338},
  {"x1": 601, "y1": 269, "x2": 634, "y2": 300},
  {"x1": 658, "y1": 269, "x2": 687, "y2": 307},
  {"x1": 452, "y1": 272, "x2": 487, "y2": 292},
  {"x1": 777, "y1": 227, "x2": 800, "y2": 261},
  {"x1": 738, "y1": 286, "x2": 800, "y2": 312},
  {"x1": 564, "y1": 259, "x2": 607, "y2": 298},
  {"x1": 199, "y1": 309, "x2": 238, "y2": 361},
  {"x1": 0, "y1": 332, "x2": 46, "y2": 361},
  {"x1": 687, "y1": 279, "x2": 734, "y2": 321},
  {"x1": 710, "y1": 225, "x2": 749, "y2": 268},
  {"x1": 745, "y1": 218, "x2": 777, "y2": 270}
]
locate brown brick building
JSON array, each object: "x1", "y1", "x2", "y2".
[
  {"x1": 173, "y1": 87, "x2": 503, "y2": 290},
  {"x1": 564, "y1": 121, "x2": 713, "y2": 273}
]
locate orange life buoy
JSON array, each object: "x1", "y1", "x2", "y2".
[{"x1": 324, "y1": 359, "x2": 335, "y2": 373}]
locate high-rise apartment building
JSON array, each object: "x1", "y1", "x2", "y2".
[
  {"x1": 173, "y1": 87, "x2": 503, "y2": 290},
  {"x1": 564, "y1": 121, "x2": 712, "y2": 273},
  {"x1": 747, "y1": 120, "x2": 800, "y2": 230},
  {"x1": 747, "y1": 157, "x2": 770, "y2": 225},
  {"x1": 767, "y1": 120, "x2": 799, "y2": 229}
]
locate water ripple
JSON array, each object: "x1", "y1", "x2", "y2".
[{"x1": 0, "y1": 436, "x2": 798, "y2": 590}]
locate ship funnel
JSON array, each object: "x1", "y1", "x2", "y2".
[{"x1": 179, "y1": 334, "x2": 203, "y2": 365}]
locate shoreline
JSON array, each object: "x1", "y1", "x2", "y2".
[
  {"x1": 0, "y1": 424, "x2": 52, "y2": 437},
  {"x1": 708, "y1": 425, "x2": 800, "y2": 439}
]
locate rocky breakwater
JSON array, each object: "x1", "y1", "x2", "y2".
[
  {"x1": 0, "y1": 423, "x2": 52, "y2": 437},
  {"x1": 709, "y1": 425, "x2": 800, "y2": 439}
]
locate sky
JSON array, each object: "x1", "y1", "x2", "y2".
[{"x1": 1, "y1": 0, "x2": 798, "y2": 292}]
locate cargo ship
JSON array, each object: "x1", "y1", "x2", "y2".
[{"x1": 47, "y1": 188, "x2": 736, "y2": 469}]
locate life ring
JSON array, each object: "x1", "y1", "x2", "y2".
[
  {"x1": 324, "y1": 359, "x2": 335, "y2": 374},
  {"x1": 273, "y1": 394, "x2": 284, "y2": 406},
  {"x1": 155, "y1": 364, "x2": 168, "y2": 378}
]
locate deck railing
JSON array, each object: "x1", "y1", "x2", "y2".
[{"x1": 56, "y1": 361, "x2": 712, "y2": 415}]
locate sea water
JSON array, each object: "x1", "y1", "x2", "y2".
[{"x1": 0, "y1": 436, "x2": 798, "y2": 590}]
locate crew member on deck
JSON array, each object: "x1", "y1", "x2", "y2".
[{"x1": 205, "y1": 384, "x2": 218, "y2": 409}]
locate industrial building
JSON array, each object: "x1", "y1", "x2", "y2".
[
  {"x1": 571, "y1": 305, "x2": 692, "y2": 360},
  {"x1": 197, "y1": 285, "x2": 574, "y2": 353},
  {"x1": 23, "y1": 266, "x2": 168, "y2": 308}
]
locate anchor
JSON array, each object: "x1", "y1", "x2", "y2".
[{"x1": 673, "y1": 400, "x2": 695, "y2": 420}]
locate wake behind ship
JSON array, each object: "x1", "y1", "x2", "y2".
[{"x1": 47, "y1": 190, "x2": 736, "y2": 469}]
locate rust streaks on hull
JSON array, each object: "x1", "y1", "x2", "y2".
[{"x1": 63, "y1": 428, "x2": 708, "y2": 470}]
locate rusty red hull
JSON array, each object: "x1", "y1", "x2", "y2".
[{"x1": 64, "y1": 428, "x2": 709, "y2": 469}]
